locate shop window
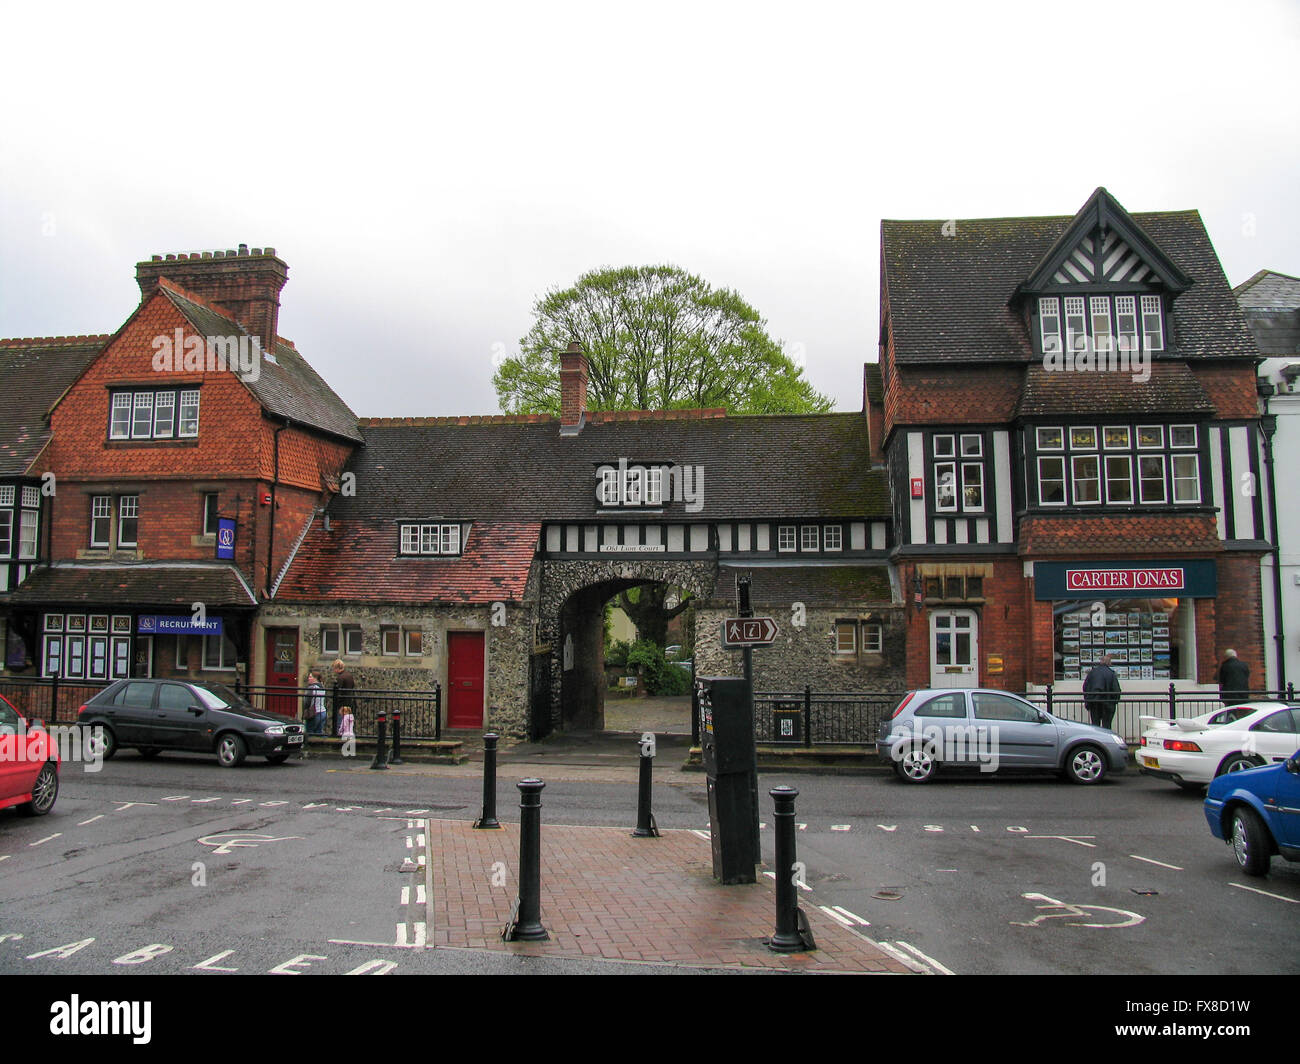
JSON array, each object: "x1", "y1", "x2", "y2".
[{"x1": 1053, "y1": 598, "x2": 1192, "y2": 681}]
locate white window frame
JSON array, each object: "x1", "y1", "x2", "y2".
[
  {"x1": 1038, "y1": 297, "x2": 1062, "y2": 356},
  {"x1": 1172, "y1": 454, "x2": 1200, "y2": 503},
  {"x1": 153, "y1": 391, "x2": 176, "y2": 438},
  {"x1": 18, "y1": 509, "x2": 37, "y2": 559},
  {"x1": 178, "y1": 390, "x2": 201, "y2": 437},
  {"x1": 800, "y1": 525, "x2": 819, "y2": 551},
  {"x1": 320, "y1": 625, "x2": 341, "y2": 657},
  {"x1": 21, "y1": 486, "x2": 39, "y2": 508},
  {"x1": 862, "y1": 623, "x2": 883, "y2": 653},
  {"x1": 381, "y1": 626, "x2": 401, "y2": 656},
  {"x1": 645, "y1": 466, "x2": 663, "y2": 505},
  {"x1": 0, "y1": 509, "x2": 11, "y2": 559},
  {"x1": 1115, "y1": 295, "x2": 1139, "y2": 354},
  {"x1": 1038, "y1": 456, "x2": 1067, "y2": 506},
  {"x1": 110, "y1": 394, "x2": 133, "y2": 439},
  {"x1": 823, "y1": 525, "x2": 842, "y2": 551},
  {"x1": 203, "y1": 493, "x2": 220, "y2": 536},
  {"x1": 1036, "y1": 426, "x2": 1064, "y2": 451},
  {"x1": 117, "y1": 495, "x2": 139, "y2": 548},
  {"x1": 1090, "y1": 296, "x2": 1113, "y2": 355},
  {"x1": 960, "y1": 434, "x2": 983, "y2": 457},
  {"x1": 1064, "y1": 297, "x2": 1087, "y2": 355},
  {"x1": 1069, "y1": 426, "x2": 1097, "y2": 450},
  {"x1": 131, "y1": 392, "x2": 154, "y2": 439},
  {"x1": 777, "y1": 525, "x2": 797, "y2": 552},
  {"x1": 404, "y1": 628, "x2": 423, "y2": 657},
  {"x1": 1071, "y1": 455, "x2": 1101, "y2": 505},
  {"x1": 624, "y1": 466, "x2": 643, "y2": 506},
  {"x1": 835, "y1": 622, "x2": 856, "y2": 655},
  {"x1": 1139, "y1": 455, "x2": 1167, "y2": 503},
  {"x1": 961, "y1": 462, "x2": 985, "y2": 511},
  {"x1": 932, "y1": 435, "x2": 955, "y2": 459},
  {"x1": 600, "y1": 469, "x2": 619, "y2": 505},
  {"x1": 1141, "y1": 295, "x2": 1164, "y2": 352},
  {"x1": 344, "y1": 626, "x2": 364, "y2": 656},
  {"x1": 1104, "y1": 454, "x2": 1133, "y2": 504},
  {"x1": 934, "y1": 462, "x2": 958, "y2": 513},
  {"x1": 1170, "y1": 424, "x2": 1197, "y2": 448},
  {"x1": 1102, "y1": 425, "x2": 1130, "y2": 450},
  {"x1": 90, "y1": 496, "x2": 112, "y2": 548},
  {"x1": 1137, "y1": 425, "x2": 1164, "y2": 449}
]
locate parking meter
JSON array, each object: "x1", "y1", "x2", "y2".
[{"x1": 698, "y1": 676, "x2": 758, "y2": 884}]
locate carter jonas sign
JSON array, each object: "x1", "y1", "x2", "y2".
[{"x1": 1065, "y1": 568, "x2": 1185, "y2": 592}]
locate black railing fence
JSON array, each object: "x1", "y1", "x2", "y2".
[
  {"x1": 237, "y1": 683, "x2": 444, "y2": 741},
  {"x1": 0, "y1": 675, "x2": 109, "y2": 724}
]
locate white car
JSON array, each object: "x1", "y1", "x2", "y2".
[{"x1": 1138, "y1": 702, "x2": 1300, "y2": 791}]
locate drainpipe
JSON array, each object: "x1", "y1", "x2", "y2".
[
  {"x1": 266, "y1": 420, "x2": 289, "y2": 599},
  {"x1": 1258, "y1": 399, "x2": 1285, "y2": 690}
]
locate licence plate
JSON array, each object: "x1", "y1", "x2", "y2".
[
  {"x1": 1140, "y1": 755, "x2": 1158, "y2": 769},
  {"x1": 289, "y1": 735, "x2": 304, "y2": 744}
]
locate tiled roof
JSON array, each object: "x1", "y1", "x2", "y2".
[
  {"x1": 160, "y1": 285, "x2": 362, "y2": 443},
  {"x1": 1016, "y1": 362, "x2": 1215, "y2": 418},
  {"x1": 883, "y1": 198, "x2": 1258, "y2": 365},
  {"x1": 339, "y1": 413, "x2": 891, "y2": 521},
  {"x1": 1235, "y1": 271, "x2": 1300, "y2": 357},
  {"x1": 5, "y1": 563, "x2": 258, "y2": 607},
  {"x1": 275, "y1": 519, "x2": 538, "y2": 604},
  {"x1": 714, "y1": 564, "x2": 895, "y2": 607},
  {"x1": 0, "y1": 336, "x2": 107, "y2": 475},
  {"x1": 1234, "y1": 269, "x2": 1300, "y2": 309},
  {"x1": 1019, "y1": 515, "x2": 1222, "y2": 556},
  {"x1": 863, "y1": 362, "x2": 884, "y2": 404}
]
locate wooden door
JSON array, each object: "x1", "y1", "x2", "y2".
[
  {"x1": 447, "y1": 631, "x2": 485, "y2": 728},
  {"x1": 264, "y1": 628, "x2": 299, "y2": 718}
]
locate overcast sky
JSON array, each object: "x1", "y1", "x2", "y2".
[{"x1": 2, "y1": 1, "x2": 1297, "y2": 417}]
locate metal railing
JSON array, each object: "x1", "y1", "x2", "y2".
[
  {"x1": 237, "y1": 683, "x2": 444, "y2": 740},
  {"x1": 753, "y1": 687, "x2": 902, "y2": 747},
  {"x1": 0, "y1": 676, "x2": 109, "y2": 725}
]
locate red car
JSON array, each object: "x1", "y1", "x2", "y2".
[{"x1": 0, "y1": 694, "x2": 60, "y2": 817}]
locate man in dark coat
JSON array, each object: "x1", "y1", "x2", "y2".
[
  {"x1": 1083, "y1": 654, "x2": 1122, "y2": 730},
  {"x1": 331, "y1": 658, "x2": 356, "y2": 736},
  {"x1": 1217, "y1": 649, "x2": 1251, "y2": 707}
]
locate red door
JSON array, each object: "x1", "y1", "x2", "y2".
[
  {"x1": 264, "y1": 628, "x2": 299, "y2": 718},
  {"x1": 447, "y1": 632, "x2": 485, "y2": 728}
]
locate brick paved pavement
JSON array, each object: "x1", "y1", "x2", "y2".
[{"x1": 425, "y1": 818, "x2": 915, "y2": 973}]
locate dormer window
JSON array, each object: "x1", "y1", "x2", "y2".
[
  {"x1": 399, "y1": 523, "x2": 463, "y2": 556},
  {"x1": 109, "y1": 387, "x2": 200, "y2": 440},
  {"x1": 596, "y1": 461, "x2": 674, "y2": 508},
  {"x1": 1036, "y1": 295, "x2": 1166, "y2": 359},
  {"x1": 1141, "y1": 295, "x2": 1164, "y2": 352}
]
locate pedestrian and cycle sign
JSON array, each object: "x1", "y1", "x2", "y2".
[{"x1": 721, "y1": 617, "x2": 779, "y2": 648}]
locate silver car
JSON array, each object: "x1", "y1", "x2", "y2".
[{"x1": 877, "y1": 688, "x2": 1129, "y2": 784}]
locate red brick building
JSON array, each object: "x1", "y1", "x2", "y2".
[
  {"x1": 1, "y1": 246, "x2": 359, "y2": 688},
  {"x1": 878, "y1": 188, "x2": 1267, "y2": 707}
]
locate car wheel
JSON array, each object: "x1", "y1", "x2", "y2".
[
  {"x1": 1217, "y1": 753, "x2": 1263, "y2": 777},
  {"x1": 895, "y1": 746, "x2": 937, "y2": 783},
  {"x1": 87, "y1": 726, "x2": 117, "y2": 761},
  {"x1": 17, "y1": 762, "x2": 58, "y2": 817},
  {"x1": 1065, "y1": 744, "x2": 1107, "y2": 784},
  {"x1": 216, "y1": 733, "x2": 247, "y2": 768},
  {"x1": 137, "y1": 747, "x2": 162, "y2": 759},
  {"x1": 266, "y1": 753, "x2": 290, "y2": 765},
  {"x1": 1229, "y1": 807, "x2": 1272, "y2": 876}
]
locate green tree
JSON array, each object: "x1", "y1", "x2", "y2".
[{"x1": 493, "y1": 265, "x2": 832, "y2": 415}]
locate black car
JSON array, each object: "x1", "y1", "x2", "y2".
[{"x1": 77, "y1": 679, "x2": 305, "y2": 767}]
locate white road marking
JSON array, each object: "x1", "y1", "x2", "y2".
[
  {"x1": 405, "y1": 837, "x2": 413, "y2": 849},
  {"x1": 874, "y1": 941, "x2": 931, "y2": 974},
  {"x1": 797, "y1": 823, "x2": 807, "y2": 830},
  {"x1": 162, "y1": 795, "x2": 190, "y2": 801},
  {"x1": 0, "y1": 855, "x2": 9, "y2": 863},
  {"x1": 894, "y1": 940, "x2": 955, "y2": 975},
  {"x1": 346, "y1": 959, "x2": 398, "y2": 975},
  {"x1": 404, "y1": 809, "x2": 429, "y2": 815},
  {"x1": 198, "y1": 832, "x2": 303, "y2": 855},
  {"x1": 970, "y1": 825, "x2": 981, "y2": 832},
  {"x1": 29, "y1": 834, "x2": 61, "y2": 847},
  {"x1": 302, "y1": 802, "x2": 328, "y2": 809},
  {"x1": 415, "y1": 885, "x2": 426, "y2": 905},
  {"x1": 416, "y1": 833, "x2": 426, "y2": 847},
  {"x1": 191, "y1": 950, "x2": 239, "y2": 972},
  {"x1": 819, "y1": 905, "x2": 854, "y2": 928},
  {"x1": 191, "y1": 797, "x2": 223, "y2": 804},
  {"x1": 759, "y1": 823, "x2": 766, "y2": 830},
  {"x1": 260, "y1": 801, "x2": 288, "y2": 807},
  {"x1": 77, "y1": 815, "x2": 104, "y2": 826},
  {"x1": 831, "y1": 824, "x2": 851, "y2": 832},
  {"x1": 335, "y1": 806, "x2": 359, "y2": 812},
  {"x1": 231, "y1": 799, "x2": 253, "y2": 805},
  {"x1": 831, "y1": 906, "x2": 870, "y2": 926},
  {"x1": 394, "y1": 923, "x2": 428, "y2": 948},
  {"x1": 1130, "y1": 854, "x2": 1183, "y2": 870},
  {"x1": 924, "y1": 825, "x2": 943, "y2": 832},
  {"x1": 877, "y1": 825, "x2": 897, "y2": 831},
  {"x1": 113, "y1": 801, "x2": 156, "y2": 810},
  {"x1": 1024, "y1": 835, "x2": 1097, "y2": 848},
  {"x1": 1230, "y1": 882, "x2": 1299, "y2": 904},
  {"x1": 401, "y1": 887, "x2": 410, "y2": 906},
  {"x1": 1006, "y1": 826, "x2": 1028, "y2": 832},
  {"x1": 1011, "y1": 892, "x2": 1144, "y2": 929}
]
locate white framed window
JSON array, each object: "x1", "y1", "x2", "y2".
[
  {"x1": 1141, "y1": 295, "x2": 1164, "y2": 352},
  {"x1": 0, "y1": 510, "x2": 11, "y2": 559},
  {"x1": 90, "y1": 496, "x2": 112, "y2": 547},
  {"x1": 1170, "y1": 425, "x2": 1197, "y2": 448},
  {"x1": 823, "y1": 525, "x2": 842, "y2": 551},
  {"x1": 800, "y1": 526, "x2": 819, "y2": 551},
  {"x1": 1090, "y1": 296, "x2": 1113, "y2": 354},
  {"x1": 131, "y1": 392, "x2": 154, "y2": 438},
  {"x1": 1137, "y1": 425, "x2": 1163, "y2": 449},
  {"x1": 177, "y1": 390, "x2": 199, "y2": 437},
  {"x1": 932, "y1": 435, "x2": 955, "y2": 459},
  {"x1": 624, "y1": 467, "x2": 642, "y2": 505},
  {"x1": 18, "y1": 510, "x2": 37, "y2": 559},
  {"x1": 960, "y1": 434, "x2": 982, "y2": 457},
  {"x1": 835, "y1": 622, "x2": 856, "y2": 654},
  {"x1": 1069, "y1": 426, "x2": 1097, "y2": 450},
  {"x1": 117, "y1": 495, "x2": 139, "y2": 547},
  {"x1": 1038, "y1": 297, "x2": 1062, "y2": 356},
  {"x1": 645, "y1": 466, "x2": 663, "y2": 505},
  {"x1": 110, "y1": 394, "x2": 133, "y2": 439},
  {"x1": 441, "y1": 525, "x2": 460, "y2": 554},
  {"x1": 381, "y1": 626, "x2": 401, "y2": 655},
  {"x1": 778, "y1": 525, "x2": 797, "y2": 552},
  {"x1": 600, "y1": 469, "x2": 619, "y2": 505},
  {"x1": 1139, "y1": 455, "x2": 1167, "y2": 503},
  {"x1": 203, "y1": 634, "x2": 237, "y2": 670},
  {"x1": 65, "y1": 636, "x2": 86, "y2": 679},
  {"x1": 961, "y1": 463, "x2": 985, "y2": 511},
  {"x1": 153, "y1": 391, "x2": 176, "y2": 438},
  {"x1": 862, "y1": 624, "x2": 883, "y2": 653},
  {"x1": 1172, "y1": 454, "x2": 1200, "y2": 503},
  {"x1": 935, "y1": 463, "x2": 957, "y2": 512},
  {"x1": 1103, "y1": 426, "x2": 1130, "y2": 450},
  {"x1": 21, "y1": 486, "x2": 39, "y2": 509},
  {"x1": 399, "y1": 524, "x2": 419, "y2": 553},
  {"x1": 1064, "y1": 297, "x2": 1087, "y2": 354},
  {"x1": 1039, "y1": 457, "x2": 1066, "y2": 506},
  {"x1": 1036, "y1": 427, "x2": 1063, "y2": 451},
  {"x1": 1072, "y1": 455, "x2": 1101, "y2": 504},
  {"x1": 1115, "y1": 296, "x2": 1139, "y2": 354},
  {"x1": 320, "y1": 625, "x2": 341, "y2": 656},
  {"x1": 1105, "y1": 455, "x2": 1133, "y2": 504},
  {"x1": 405, "y1": 629, "x2": 423, "y2": 656},
  {"x1": 344, "y1": 626, "x2": 364, "y2": 656}
]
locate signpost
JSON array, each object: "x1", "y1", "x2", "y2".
[{"x1": 720, "y1": 616, "x2": 779, "y2": 648}]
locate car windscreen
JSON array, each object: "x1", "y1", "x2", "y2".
[{"x1": 193, "y1": 684, "x2": 254, "y2": 711}]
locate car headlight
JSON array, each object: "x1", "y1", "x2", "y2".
[{"x1": 264, "y1": 725, "x2": 286, "y2": 736}]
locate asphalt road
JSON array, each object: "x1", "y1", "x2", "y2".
[{"x1": 2, "y1": 747, "x2": 1296, "y2": 979}]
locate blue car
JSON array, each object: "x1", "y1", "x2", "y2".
[{"x1": 1204, "y1": 748, "x2": 1300, "y2": 876}]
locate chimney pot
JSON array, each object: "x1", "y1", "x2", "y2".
[
  {"x1": 238, "y1": 243, "x2": 249, "y2": 256},
  {"x1": 558, "y1": 340, "x2": 589, "y2": 433}
]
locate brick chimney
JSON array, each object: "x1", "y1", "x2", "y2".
[
  {"x1": 136, "y1": 245, "x2": 288, "y2": 351},
  {"x1": 559, "y1": 340, "x2": 588, "y2": 435}
]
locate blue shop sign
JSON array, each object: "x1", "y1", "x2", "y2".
[
  {"x1": 1034, "y1": 560, "x2": 1217, "y2": 600},
  {"x1": 216, "y1": 518, "x2": 236, "y2": 560},
  {"x1": 137, "y1": 615, "x2": 224, "y2": 636}
]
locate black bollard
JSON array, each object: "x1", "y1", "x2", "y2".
[
  {"x1": 474, "y1": 733, "x2": 502, "y2": 829},
  {"x1": 370, "y1": 710, "x2": 389, "y2": 770},
  {"x1": 631, "y1": 732, "x2": 660, "y2": 837},
  {"x1": 768, "y1": 785, "x2": 815, "y2": 953},
  {"x1": 503, "y1": 778, "x2": 548, "y2": 941},
  {"x1": 390, "y1": 706, "x2": 403, "y2": 765}
]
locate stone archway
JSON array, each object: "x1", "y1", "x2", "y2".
[{"x1": 536, "y1": 559, "x2": 718, "y2": 733}]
